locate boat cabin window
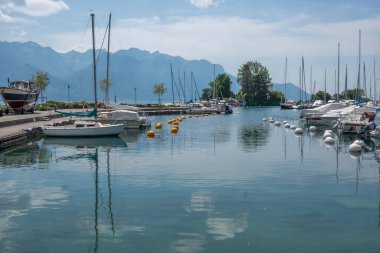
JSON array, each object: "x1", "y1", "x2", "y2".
[{"x1": 76, "y1": 124, "x2": 85, "y2": 128}]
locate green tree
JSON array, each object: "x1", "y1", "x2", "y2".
[
  {"x1": 100, "y1": 78, "x2": 112, "y2": 103},
  {"x1": 268, "y1": 91, "x2": 284, "y2": 105},
  {"x1": 32, "y1": 71, "x2": 49, "y2": 103},
  {"x1": 210, "y1": 73, "x2": 233, "y2": 99},
  {"x1": 315, "y1": 91, "x2": 331, "y2": 101},
  {"x1": 153, "y1": 82, "x2": 167, "y2": 104},
  {"x1": 340, "y1": 88, "x2": 365, "y2": 101},
  {"x1": 237, "y1": 61, "x2": 272, "y2": 106},
  {"x1": 201, "y1": 87, "x2": 213, "y2": 100}
]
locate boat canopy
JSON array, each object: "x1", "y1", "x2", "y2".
[{"x1": 55, "y1": 108, "x2": 98, "y2": 117}]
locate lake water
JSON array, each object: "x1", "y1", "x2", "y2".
[{"x1": 0, "y1": 107, "x2": 379, "y2": 253}]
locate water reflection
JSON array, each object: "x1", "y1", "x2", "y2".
[
  {"x1": 206, "y1": 214, "x2": 248, "y2": 240},
  {"x1": 0, "y1": 142, "x2": 50, "y2": 168},
  {"x1": 238, "y1": 123, "x2": 269, "y2": 152}
]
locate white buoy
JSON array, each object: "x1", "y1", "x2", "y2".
[
  {"x1": 295, "y1": 128, "x2": 303, "y2": 134},
  {"x1": 324, "y1": 136, "x2": 335, "y2": 144},
  {"x1": 322, "y1": 132, "x2": 333, "y2": 139},
  {"x1": 284, "y1": 123, "x2": 291, "y2": 128},
  {"x1": 354, "y1": 140, "x2": 365, "y2": 148},
  {"x1": 324, "y1": 130, "x2": 333, "y2": 134},
  {"x1": 309, "y1": 126, "x2": 317, "y2": 131},
  {"x1": 290, "y1": 125, "x2": 297, "y2": 130},
  {"x1": 269, "y1": 119, "x2": 275, "y2": 123},
  {"x1": 274, "y1": 121, "x2": 281, "y2": 126},
  {"x1": 283, "y1": 120, "x2": 289, "y2": 124},
  {"x1": 349, "y1": 143, "x2": 362, "y2": 153},
  {"x1": 262, "y1": 118, "x2": 267, "y2": 121}
]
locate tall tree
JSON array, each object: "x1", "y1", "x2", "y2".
[
  {"x1": 153, "y1": 82, "x2": 167, "y2": 104},
  {"x1": 32, "y1": 71, "x2": 49, "y2": 103},
  {"x1": 315, "y1": 91, "x2": 331, "y2": 101},
  {"x1": 210, "y1": 73, "x2": 233, "y2": 99},
  {"x1": 100, "y1": 78, "x2": 112, "y2": 103},
  {"x1": 237, "y1": 61, "x2": 272, "y2": 106}
]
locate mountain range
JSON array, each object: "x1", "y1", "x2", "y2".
[
  {"x1": 0, "y1": 41, "x2": 236, "y2": 103},
  {"x1": 0, "y1": 41, "x2": 309, "y2": 103}
]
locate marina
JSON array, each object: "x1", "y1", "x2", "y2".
[{"x1": 0, "y1": 107, "x2": 380, "y2": 252}]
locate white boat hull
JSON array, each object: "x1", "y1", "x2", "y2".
[{"x1": 42, "y1": 122, "x2": 125, "y2": 137}]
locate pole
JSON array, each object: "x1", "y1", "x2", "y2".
[
  {"x1": 324, "y1": 69, "x2": 327, "y2": 103},
  {"x1": 106, "y1": 13, "x2": 111, "y2": 105},
  {"x1": 337, "y1": 42, "x2": 340, "y2": 101},
  {"x1": 345, "y1": 64, "x2": 348, "y2": 100},
  {"x1": 91, "y1": 13, "x2": 97, "y2": 111},
  {"x1": 134, "y1": 87, "x2": 137, "y2": 105}
]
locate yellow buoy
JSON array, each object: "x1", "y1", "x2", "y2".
[
  {"x1": 189, "y1": 115, "x2": 192, "y2": 118},
  {"x1": 173, "y1": 121, "x2": 179, "y2": 126},
  {"x1": 171, "y1": 127, "x2": 178, "y2": 133},
  {"x1": 181, "y1": 115, "x2": 186, "y2": 119},
  {"x1": 156, "y1": 122, "x2": 162, "y2": 129},
  {"x1": 147, "y1": 130, "x2": 155, "y2": 138},
  {"x1": 167, "y1": 120, "x2": 173, "y2": 124}
]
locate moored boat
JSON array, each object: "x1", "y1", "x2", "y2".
[
  {"x1": 96, "y1": 109, "x2": 151, "y2": 129},
  {"x1": 42, "y1": 121, "x2": 125, "y2": 137},
  {"x1": 0, "y1": 80, "x2": 39, "y2": 114}
]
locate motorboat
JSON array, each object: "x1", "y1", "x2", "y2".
[
  {"x1": 96, "y1": 110, "x2": 151, "y2": 129},
  {"x1": 300, "y1": 102, "x2": 349, "y2": 119},
  {"x1": 334, "y1": 111, "x2": 375, "y2": 134},
  {"x1": 0, "y1": 80, "x2": 39, "y2": 114},
  {"x1": 305, "y1": 105, "x2": 376, "y2": 127}
]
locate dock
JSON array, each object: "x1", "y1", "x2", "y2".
[
  {"x1": 0, "y1": 111, "x2": 66, "y2": 151},
  {"x1": 0, "y1": 106, "x2": 192, "y2": 151}
]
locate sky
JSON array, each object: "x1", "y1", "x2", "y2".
[{"x1": 1, "y1": 0, "x2": 380, "y2": 95}]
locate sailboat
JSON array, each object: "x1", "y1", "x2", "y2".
[
  {"x1": 42, "y1": 13, "x2": 124, "y2": 137},
  {"x1": 280, "y1": 57, "x2": 295, "y2": 109}
]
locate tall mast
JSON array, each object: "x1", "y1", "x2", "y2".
[
  {"x1": 337, "y1": 42, "x2": 340, "y2": 101},
  {"x1": 106, "y1": 13, "x2": 111, "y2": 105},
  {"x1": 356, "y1": 29, "x2": 361, "y2": 101},
  {"x1": 170, "y1": 64, "x2": 174, "y2": 104},
  {"x1": 344, "y1": 64, "x2": 348, "y2": 100},
  {"x1": 374, "y1": 60, "x2": 377, "y2": 104},
  {"x1": 310, "y1": 65, "x2": 312, "y2": 103},
  {"x1": 284, "y1": 57, "x2": 287, "y2": 102},
  {"x1": 324, "y1": 69, "x2": 327, "y2": 103},
  {"x1": 213, "y1": 64, "x2": 216, "y2": 99},
  {"x1": 299, "y1": 66, "x2": 301, "y2": 102},
  {"x1": 91, "y1": 13, "x2": 97, "y2": 110},
  {"x1": 363, "y1": 62, "x2": 367, "y2": 101}
]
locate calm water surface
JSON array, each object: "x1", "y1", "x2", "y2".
[{"x1": 0, "y1": 107, "x2": 379, "y2": 253}]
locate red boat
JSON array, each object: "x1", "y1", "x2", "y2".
[{"x1": 0, "y1": 80, "x2": 40, "y2": 114}]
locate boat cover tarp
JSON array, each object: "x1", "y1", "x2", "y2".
[{"x1": 55, "y1": 108, "x2": 98, "y2": 117}]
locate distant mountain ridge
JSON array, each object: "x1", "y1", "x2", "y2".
[
  {"x1": 0, "y1": 41, "x2": 238, "y2": 103},
  {"x1": 273, "y1": 83, "x2": 311, "y2": 101}
]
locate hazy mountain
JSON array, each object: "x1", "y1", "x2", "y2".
[
  {"x1": 273, "y1": 83, "x2": 311, "y2": 101},
  {"x1": 0, "y1": 41, "x2": 238, "y2": 103}
]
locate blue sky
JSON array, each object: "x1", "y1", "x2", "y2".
[{"x1": 1, "y1": 0, "x2": 380, "y2": 95}]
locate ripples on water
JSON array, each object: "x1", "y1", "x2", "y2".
[{"x1": 0, "y1": 107, "x2": 379, "y2": 253}]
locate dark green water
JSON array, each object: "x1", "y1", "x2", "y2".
[{"x1": 0, "y1": 107, "x2": 379, "y2": 253}]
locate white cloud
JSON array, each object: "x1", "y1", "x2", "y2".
[
  {"x1": 41, "y1": 14, "x2": 380, "y2": 91},
  {"x1": 0, "y1": 9, "x2": 31, "y2": 23},
  {"x1": 190, "y1": 0, "x2": 219, "y2": 9},
  {"x1": 4, "y1": 0, "x2": 69, "y2": 17}
]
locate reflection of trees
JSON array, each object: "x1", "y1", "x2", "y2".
[
  {"x1": 238, "y1": 123, "x2": 269, "y2": 152},
  {"x1": 0, "y1": 142, "x2": 50, "y2": 167}
]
